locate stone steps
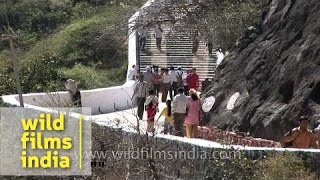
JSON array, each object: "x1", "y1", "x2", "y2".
[
  {"x1": 139, "y1": 59, "x2": 217, "y2": 65},
  {"x1": 144, "y1": 44, "x2": 207, "y2": 47},
  {"x1": 140, "y1": 54, "x2": 215, "y2": 57},
  {"x1": 139, "y1": 66, "x2": 215, "y2": 73},
  {"x1": 139, "y1": 65, "x2": 216, "y2": 70},
  {"x1": 139, "y1": 60, "x2": 217, "y2": 65},
  {"x1": 139, "y1": 25, "x2": 217, "y2": 82}
]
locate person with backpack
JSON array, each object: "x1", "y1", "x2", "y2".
[
  {"x1": 157, "y1": 100, "x2": 174, "y2": 134},
  {"x1": 282, "y1": 116, "x2": 318, "y2": 148}
]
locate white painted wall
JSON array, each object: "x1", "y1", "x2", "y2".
[
  {"x1": 2, "y1": 81, "x2": 136, "y2": 114},
  {"x1": 81, "y1": 81, "x2": 136, "y2": 114}
]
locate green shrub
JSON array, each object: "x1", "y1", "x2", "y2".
[
  {"x1": 70, "y1": 2, "x2": 97, "y2": 19},
  {"x1": 1, "y1": 0, "x2": 72, "y2": 46},
  {"x1": 25, "y1": 6, "x2": 129, "y2": 68},
  {"x1": 0, "y1": 50, "x2": 18, "y2": 95},
  {"x1": 59, "y1": 64, "x2": 126, "y2": 90},
  {"x1": 256, "y1": 152, "x2": 314, "y2": 180},
  {"x1": 61, "y1": 18, "x2": 127, "y2": 68},
  {"x1": 16, "y1": 30, "x2": 39, "y2": 50},
  {"x1": 106, "y1": 62, "x2": 127, "y2": 84},
  {"x1": 208, "y1": 153, "x2": 256, "y2": 179},
  {"x1": 20, "y1": 51, "x2": 62, "y2": 93},
  {"x1": 0, "y1": 73, "x2": 17, "y2": 95}
]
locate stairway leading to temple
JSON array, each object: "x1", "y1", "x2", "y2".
[{"x1": 139, "y1": 26, "x2": 217, "y2": 83}]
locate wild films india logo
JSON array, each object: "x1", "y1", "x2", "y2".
[{"x1": 0, "y1": 108, "x2": 91, "y2": 176}]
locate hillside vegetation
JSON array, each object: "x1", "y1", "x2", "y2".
[{"x1": 0, "y1": 0, "x2": 144, "y2": 94}]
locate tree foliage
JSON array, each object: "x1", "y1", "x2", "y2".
[
  {"x1": 59, "y1": 63, "x2": 127, "y2": 90},
  {"x1": 20, "y1": 52, "x2": 62, "y2": 93}
]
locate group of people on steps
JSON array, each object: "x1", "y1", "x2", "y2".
[{"x1": 132, "y1": 65, "x2": 201, "y2": 138}]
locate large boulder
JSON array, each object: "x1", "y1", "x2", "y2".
[{"x1": 203, "y1": 0, "x2": 320, "y2": 141}]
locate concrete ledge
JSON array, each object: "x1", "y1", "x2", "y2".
[{"x1": 2, "y1": 81, "x2": 136, "y2": 115}]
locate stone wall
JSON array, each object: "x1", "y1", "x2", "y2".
[
  {"x1": 91, "y1": 123, "x2": 259, "y2": 180},
  {"x1": 197, "y1": 126, "x2": 281, "y2": 148}
]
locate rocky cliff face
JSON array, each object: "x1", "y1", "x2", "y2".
[{"x1": 203, "y1": 0, "x2": 320, "y2": 141}]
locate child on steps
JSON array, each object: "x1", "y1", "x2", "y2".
[{"x1": 157, "y1": 100, "x2": 174, "y2": 134}]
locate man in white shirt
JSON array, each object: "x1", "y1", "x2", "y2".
[
  {"x1": 143, "y1": 66, "x2": 154, "y2": 89},
  {"x1": 172, "y1": 88, "x2": 188, "y2": 137},
  {"x1": 169, "y1": 66, "x2": 178, "y2": 100},
  {"x1": 61, "y1": 78, "x2": 81, "y2": 107},
  {"x1": 132, "y1": 74, "x2": 149, "y2": 120},
  {"x1": 154, "y1": 24, "x2": 163, "y2": 51},
  {"x1": 128, "y1": 65, "x2": 137, "y2": 80}
]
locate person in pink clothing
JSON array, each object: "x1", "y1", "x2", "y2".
[{"x1": 184, "y1": 89, "x2": 201, "y2": 138}]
